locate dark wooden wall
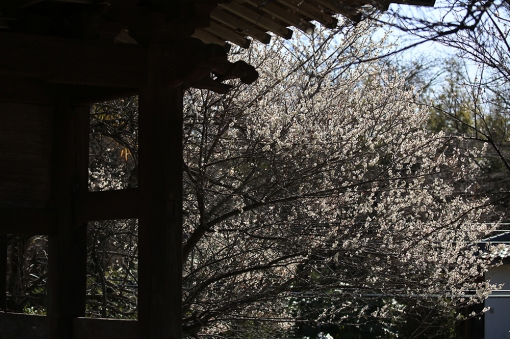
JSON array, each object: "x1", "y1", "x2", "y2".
[
  {"x1": 0, "y1": 80, "x2": 183, "y2": 339},
  {"x1": 0, "y1": 31, "x2": 186, "y2": 339},
  {"x1": 0, "y1": 103, "x2": 53, "y2": 208}
]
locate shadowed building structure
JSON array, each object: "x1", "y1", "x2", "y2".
[
  {"x1": 481, "y1": 232, "x2": 510, "y2": 339},
  {"x1": 0, "y1": 0, "x2": 433, "y2": 338}
]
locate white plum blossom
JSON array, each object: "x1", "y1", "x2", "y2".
[{"x1": 180, "y1": 22, "x2": 499, "y2": 338}]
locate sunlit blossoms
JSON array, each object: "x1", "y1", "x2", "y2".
[{"x1": 179, "y1": 22, "x2": 499, "y2": 338}]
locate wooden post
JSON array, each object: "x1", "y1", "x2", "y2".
[
  {"x1": 138, "y1": 43, "x2": 183, "y2": 339},
  {"x1": 0, "y1": 234, "x2": 6, "y2": 311},
  {"x1": 47, "y1": 92, "x2": 89, "y2": 339}
]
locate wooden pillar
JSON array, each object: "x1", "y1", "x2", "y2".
[
  {"x1": 47, "y1": 92, "x2": 89, "y2": 339},
  {"x1": 0, "y1": 234, "x2": 6, "y2": 311},
  {"x1": 138, "y1": 43, "x2": 183, "y2": 339}
]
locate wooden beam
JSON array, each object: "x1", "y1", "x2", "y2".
[
  {"x1": 313, "y1": 0, "x2": 361, "y2": 21},
  {"x1": 0, "y1": 313, "x2": 47, "y2": 339},
  {"x1": 219, "y1": 0, "x2": 293, "y2": 39},
  {"x1": 276, "y1": 0, "x2": 338, "y2": 28},
  {"x1": 74, "y1": 189, "x2": 139, "y2": 221},
  {"x1": 0, "y1": 207, "x2": 57, "y2": 235},
  {"x1": 204, "y1": 21, "x2": 251, "y2": 48},
  {"x1": 72, "y1": 318, "x2": 139, "y2": 339},
  {"x1": 0, "y1": 76, "x2": 137, "y2": 105},
  {"x1": 138, "y1": 44, "x2": 183, "y2": 339},
  {"x1": 211, "y1": 10, "x2": 271, "y2": 44},
  {"x1": 0, "y1": 315, "x2": 140, "y2": 339},
  {"x1": 47, "y1": 98, "x2": 89, "y2": 339},
  {"x1": 0, "y1": 77, "x2": 58, "y2": 105},
  {"x1": 192, "y1": 30, "x2": 231, "y2": 50},
  {"x1": 241, "y1": 0, "x2": 315, "y2": 33},
  {"x1": 70, "y1": 85, "x2": 139, "y2": 105},
  {"x1": 0, "y1": 32, "x2": 147, "y2": 88}
]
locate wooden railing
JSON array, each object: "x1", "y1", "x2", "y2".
[{"x1": 0, "y1": 313, "x2": 139, "y2": 339}]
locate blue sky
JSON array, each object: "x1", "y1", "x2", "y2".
[{"x1": 380, "y1": 1, "x2": 483, "y2": 81}]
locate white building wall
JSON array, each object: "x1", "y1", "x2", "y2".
[{"x1": 485, "y1": 264, "x2": 510, "y2": 339}]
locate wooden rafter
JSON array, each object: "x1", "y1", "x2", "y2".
[
  {"x1": 219, "y1": 0, "x2": 293, "y2": 39},
  {"x1": 276, "y1": 0, "x2": 338, "y2": 28},
  {"x1": 204, "y1": 20, "x2": 251, "y2": 48},
  {"x1": 0, "y1": 0, "x2": 434, "y2": 47},
  {"x1": 192, "y1": 29, "x2": 231, "y2": 49},
  {"x1": 314, "y1": 0, "x2": 361, "y2": 20},
  {"x1": 211, "y1": 9, "x2": 272, "y2": 44},
  {"x1": 241, "y1": 0, "x2": 315, "y2": 33}
]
